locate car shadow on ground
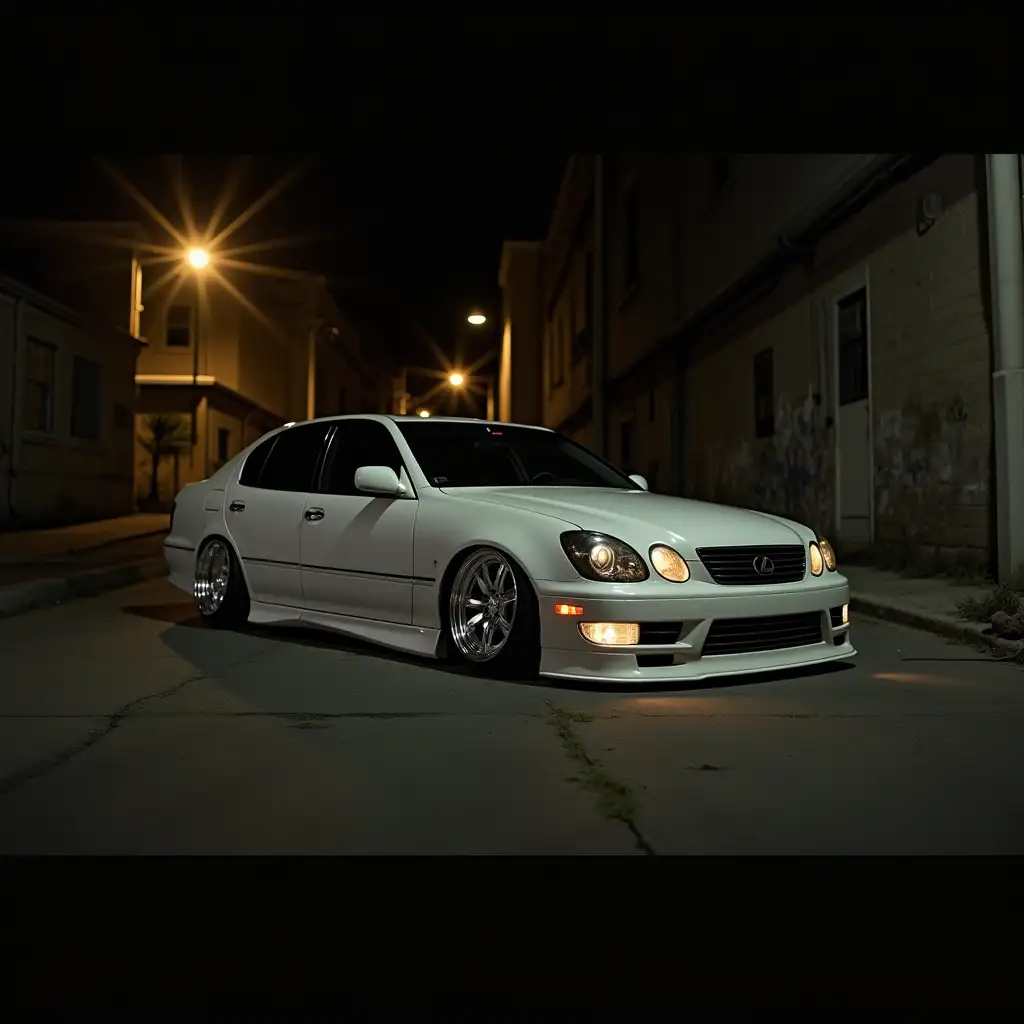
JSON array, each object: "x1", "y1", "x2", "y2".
[{"x1": 122, "y1": 599, "x2": 857, "y2": 695}]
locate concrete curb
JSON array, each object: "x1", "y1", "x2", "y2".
[
  {"x1": 0, "y1": 557, "x2": 169, "y2": 619},
  {"x1": 850, "y1": 594, "x2": 1023, "y2": 659},
  {"x1": 0, "y1": 528, "x2": 169, "y2": 565}
]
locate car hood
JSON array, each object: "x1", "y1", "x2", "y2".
[{"x1": 438, "y1": 486, "x2": 810, "y2": 549}]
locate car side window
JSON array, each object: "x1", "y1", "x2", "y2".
[
  {"x1": 238, "y1": 434, "x2": 278, "y2": 487},
  {"x1": 318, "y1": 420, "x2": 403, "y2": 496},
  {"x1": 250, "y1": 423, "x2": 330, "y2": 492}
]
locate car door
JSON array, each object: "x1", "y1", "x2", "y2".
[
  {"x1": 300, "y1": 419, "x2": 418, "y2": 624},
  {"x1": 223, "y1": 421, "x2": 331, "y2": 609}
]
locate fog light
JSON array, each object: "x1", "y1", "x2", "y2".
[
  {"x1": 843, "y1": 603, "x2": 849, "y2": 625},
  {"x1": 580, "y1": 622, "x2": 640, "y2": 646}
]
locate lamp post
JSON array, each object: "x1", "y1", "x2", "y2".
[
  {"x1": 448, "y1": 370, "x2": 495, "y2": 421},
  {"x1": 185, "y1": 247, "x2": 210, "y2": 446}
]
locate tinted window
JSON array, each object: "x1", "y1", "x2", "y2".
[
  {"x1": 396, "y1": 422, "x2": 635, "y2": 490},
  {"x1": 238, "y1": 434, "x2": 277, "y2": 486},
  {"x1": 319, "y1": 420, "x2": 402, "y2": 496},
  {"x1": 251, "y1": 423, "x2": 330, "y2": 492}
]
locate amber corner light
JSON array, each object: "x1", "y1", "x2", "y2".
[{"x1": 554, "y1": 603, "x2": 584, "y2": 616}]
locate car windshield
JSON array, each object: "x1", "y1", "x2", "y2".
[{"x1": 396, "y1": 421, "x2": 636, "y2": 489}]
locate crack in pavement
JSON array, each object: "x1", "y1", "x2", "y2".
[
  {"x1": 546, "y1": 704, "x2": 657, "y2": 857},
  {"x1": 0, "y1": 670, "x2": 218, "y2": 799}
]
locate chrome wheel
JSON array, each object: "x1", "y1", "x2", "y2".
[
  {"x1": 194, "y1": 539, "x2": 231, "y2": 617},
  {"x1": 449, "y1": 549, "x2": 518, "y2": 663}
]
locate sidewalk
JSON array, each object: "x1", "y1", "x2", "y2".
[
  {"x1": 845, "y1": 565, "x2": 1022, "y2": 657},
  {"x1": 0, "y1": 514, "x2": 170, "y2": 618},
  {"x1": 0, "y1": 513, "x2": 170, "y2": 563}
]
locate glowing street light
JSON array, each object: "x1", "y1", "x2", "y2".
[
  {"x1": 467, "y1": 313, "x2": 487, "y2": 325},
  {"x1": 418, "y1": 408, "x2": 431, "y2": 418},
  {"x1": 186, "y1": 247, "x2": 210, "y2": 269},
  {"x1": 448, "y1": 372, "x2": 465, "y2": 387}
]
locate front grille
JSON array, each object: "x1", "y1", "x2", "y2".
[
  {"x1": 697, "y1": 544, "x2": 806, "y2": 585},
  {"x1": 638, "y1": 622, "x2": 684, "y2": 645},
  {"x1": 702, "y1": 611, "x2": 824, "y2": 656}
]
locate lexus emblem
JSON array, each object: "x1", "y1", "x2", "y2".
[{"x1": 753, "y1": 555, "x2": 775, "y2": 575}]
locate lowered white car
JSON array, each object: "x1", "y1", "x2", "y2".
[{"x1": 164, "y1": 415, "x2": 855, "y2": 683}]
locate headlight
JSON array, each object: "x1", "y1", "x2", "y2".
[
  {"x1": 650, "y1": 545, "x2": 690, "y2": 583},
  {"x1": 809, "y1": 541, "x2": 824, "y2": 577},
  {"x1": 560, "y1": 532, "x2": 649, "y2": 582},
  {"x1": 818, "y1": 537, "x2": 837, "y2": 572}
]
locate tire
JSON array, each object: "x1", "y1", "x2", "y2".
[
  {"x1": 446, "y1": 547, "x2": 540, "y2": 679},
  {"x1": 193, "y1": 537, "x2": 251, "y2": 629}
]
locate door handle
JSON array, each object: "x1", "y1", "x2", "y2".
[
  {"x1": 304, "y1": 507, "x2": 325, "y2": 522},
  {"x1": 229, "y1": 500, "x2": 245, "y2": 512}
]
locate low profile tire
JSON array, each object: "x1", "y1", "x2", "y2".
[
  {"x1": 194, "y1": 537, "x2": 250, "y2": 629},
  {"x1": 446, "y1": 547, "x2": 540, "y2": 679}
]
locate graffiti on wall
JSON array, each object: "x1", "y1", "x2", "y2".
[
  {"x1": 874, "y1": 393, "x2": 987, "y2": 544},
  {"x1": 706, "y1": 384, "x2": 835, "y2": 533}
]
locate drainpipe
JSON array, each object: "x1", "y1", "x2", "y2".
[
  {"x1": 5, "y1": 296, "x2": 25, "y2": 520},
  {"x1": 985, "y1": 153, "x2": 1024, "y2": 584},
  {"x1": 591, "y1": 154, "x2": 608, "y2": 457}
]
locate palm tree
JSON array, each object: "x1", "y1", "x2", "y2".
[{"x1": 139, "y1": 413, "x2": 191, "y2": 504}]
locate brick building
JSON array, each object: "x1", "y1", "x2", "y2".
[{"x1": 500, "y1": 154, "x2": 1024, "y2": 580}]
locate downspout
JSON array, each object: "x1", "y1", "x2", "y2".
[
  {"x1": 985, "y1": 153, "x2": 1024, "y2": 583},
  {"x1": 5, "y1": 296, "x2": 25, "y2": 520}
]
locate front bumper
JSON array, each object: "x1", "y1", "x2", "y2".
[{"x1": 534, "y1": 577, "x2": 854, "y2": 684}]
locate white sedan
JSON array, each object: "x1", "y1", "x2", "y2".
[{"x1": 164, "y1": 415, "x2": 855, "y2": 684}]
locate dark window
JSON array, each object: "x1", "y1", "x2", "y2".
[
  {"x1": 754, "y1": 348, "x2": 774, "y2": 439},
  {"x1": 837, "y1": 288, "x2": 869, "y2": 406},
  {"x1": 239, "y1": 433, "x2": 277, "y2": 486},
  {"x1": 113, "y1": 403, "x2": 131, "y2": 430},
  {"x1": 623, "y1": 182, "x2": 640, "y2": 292},
  {"x1": 318, "y1": 419, "x2": 403, "y2": 496},
  {"x1": 246, "y1": 423, "x2": 329, "y2": 491},
  {"x1": 70, "y1": 355, "x2": 101, "y2": 439},
  {"x1": 620, "y1": 418, "x2": 634, "y2": 470},
  {"x1": 166, "y1": 304, "x2": 192, "y2": 347},
  {"x1": 396, "y1": 422, "x2": 635, "y2": 490},
  {"x1": 217, "y1": 427, "x2": 230, "y2": 464},
  {"x1": 24, "y1": 337, "x2": 56, "y2": 433}
]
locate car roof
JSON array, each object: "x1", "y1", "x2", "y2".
[{"x1": 280, "y1": 413, "x2": 554, "y2": 433}]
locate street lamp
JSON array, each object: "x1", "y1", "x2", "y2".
[
  {"x1": 185, "y1": 247, "x2": 211, "y2": 446},
  {"x1": 187, "y1": 247, "x2": 210, "y2": 269},
  {"x1": 418, "y1": 408, "x2": 431, "y2": 418},
  {"x1": 467, "y1": 312, "x2": 486, "y2": 325},
  {"x1": 447, "y1": 372, "x2": 465, "y2": 387},
  {"x1": 448, "y1": 368, "x2": 494, "y2": 421}
]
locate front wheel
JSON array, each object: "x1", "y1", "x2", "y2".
[
  {"x1": 447, "y1": 548, "x2": 539, "y2": 679},
  {"x1": 194, "y1": 537, "x2": 250, "y2": 629}
]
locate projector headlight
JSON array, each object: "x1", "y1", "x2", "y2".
[{"x1": 560, "y1": 532, "x2": 649, "y2": 583}]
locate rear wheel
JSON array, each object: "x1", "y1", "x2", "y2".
[
  {"x1": 194, "y1": 537, "x2": 250, "y2": 629},
  {"x1": 447, "y1": 547, "x2": 539, "y2": 679}
]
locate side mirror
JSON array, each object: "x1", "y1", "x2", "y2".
[
  {"x1": 354, "y1": 465, "x2": 407, "y2": 497},
  {"x1": 628, "y1": 474, "x2": 649, "y2": 491}
]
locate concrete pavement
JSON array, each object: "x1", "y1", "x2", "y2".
[{"x1": 1, "y1": 576, "x2": 1022, "y2": 854}]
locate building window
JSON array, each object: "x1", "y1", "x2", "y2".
[
  {"x1": 70, "y1": 355, "x2": 102, "y2": 440},
  {"x1": 166, "y1": 304, "x2": 193, "y2": 347},
  {"x1": 754, "y1": 347, "x2": 774, "y2": 439},
  {"x1": 620, "y1": 418, "x2": 634, "y2": 471},
  {"x1": 217, "y1": 427, "x2": 231, "y2": 464},
  {"x1": 837, "y1": 288, "x2": 869, "y2": 406},
  {"x1": 23, "y1": 337, "x2": 56, "y2": 433},
  {"x1": 623, "y1": 182, "x2": 640, "y2": 293}
]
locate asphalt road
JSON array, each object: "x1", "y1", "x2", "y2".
[{"x1": 1, "y1": 576, "x2": 1022, "y2": 854}]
